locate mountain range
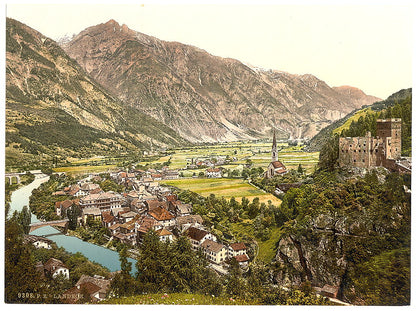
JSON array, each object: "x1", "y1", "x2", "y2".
[
  {"x1": 6, "y1": 18, "x2": 380, "y2": 167},
  {"x1": 62, "y1": 19, "x2": 380, "y2": 142}
]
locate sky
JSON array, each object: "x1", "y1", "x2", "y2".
[{"x1": 4, "y1": 0, "x2": 415, "y2": 99}]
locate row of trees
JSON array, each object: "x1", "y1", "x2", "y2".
[{"x1": 110, "y1": 231, "x2": 222, "y2": 297}]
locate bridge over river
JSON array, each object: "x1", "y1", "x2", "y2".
[{"x1": 29, "y1": 219, "x2": 69, "y2": 233}]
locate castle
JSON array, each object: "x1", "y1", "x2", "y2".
[{"x1": 338, "y1": 118, "x2": 410, "y2": 172}]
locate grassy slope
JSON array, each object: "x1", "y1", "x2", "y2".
[
  {"x1": 332, "y1": 108, "x2": 375, "y2": 135},
  {"x1": 102, "y1": 292, "x2": 257, "y2": 305}
]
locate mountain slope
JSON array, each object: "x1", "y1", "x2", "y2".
[
  {"x1": 63, "y1": 20, "x2": 380, "y2": 143},
  {"x1": 6, "y1": 18, "x2": 188, "y2": 169}
]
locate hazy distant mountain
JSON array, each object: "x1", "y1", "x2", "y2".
[
  {"x1": 62, "y1": 19, "x2": 381, "y2": 142},
  {"x1": 6, "y1": 18, "x2": 188, "y2": 167}
]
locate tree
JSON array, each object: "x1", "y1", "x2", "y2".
[
  {"x1": 67, "y1": 204, "x2": 79, "y2": 230},
  {"x1": 5, "y1": 218, "x2": 51, "y2": 303},
  {"x1": 135, "y1": 230, "x2": 166, "y2": 292},
  {"x1": 225, "y1": 258, "x2": 246, "y2": 297},
  {"x1": 230, "y1": 169, "x2": 239, "y2": 178},
  {"x1": 18, "y1": 205, "x2": 31, "y2": 234},
  {"x1": 110, "y1": 246, "x2": 138, "y2": 297},
  {"x1": 318, "y1": 134, "x2": 339, "y2": 171}
]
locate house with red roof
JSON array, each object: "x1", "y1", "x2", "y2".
[
  {"x1": 148, "y1": 206, "x2": 175, "y2": 227},
  {"x1": 205, "y1": 167, "x2": 222, "y2": 178},
  {"x1": 185, "y1": 226, "x2": 217, "y2": 250},
  {"x1": 228, "y1": 242, "x2": 248, "y2": 258},
  {"x1": 156, "y1": 228, "x2": 175, "y2": 242},
  {"x1": 43, "y1": 258, "x2": 69, "y2": 279}
]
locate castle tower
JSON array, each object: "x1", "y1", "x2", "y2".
[
  {"x1": 271, "y1": 129, "x2": 278, "y2": 162},
  {"x1": 376, "y1": 118, "x2": 401, "y2": 160}
]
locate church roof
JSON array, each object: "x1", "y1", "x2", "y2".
[{"x1": 270, "y1": 161, "x2": 286, "y2": 169}]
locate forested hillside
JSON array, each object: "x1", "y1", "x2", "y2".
[{"x1": 6, "y1": 18, "x2": 188, "y2": 171}]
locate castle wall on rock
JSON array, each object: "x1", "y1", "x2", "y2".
[{"x1": 339, "y1": 118, "x2": 401, "y2": 169}]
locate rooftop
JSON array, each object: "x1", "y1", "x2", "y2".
[
  {"x1": 186, "y1": 226, "x2": 209, "y2": 241},
  {"x1": 201, "y1": 239, "x2": 224, "y2": 253},
  {"x1": 230, "y1": 242, "x2": 247, "y2": 251},
  {"x1": 149, "y1": 207, "x2": 174, "y2": 221}
]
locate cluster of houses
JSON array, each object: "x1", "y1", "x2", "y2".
[
  {"x1": 52, "y1": 171, "x2": 250, "y2": 268},
  {"x1": 186, "y1": 226, "x2": 250, "y2": 267},
  {"x1": 24, "y1": 234, "x2": 114, "y2": 303},
  {"x1": 185, "y1": 156, "x2": 232, "y2": 170}
]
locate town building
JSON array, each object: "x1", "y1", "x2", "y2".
[
  {"x1": 186, "y1": 227, "x2": 217, "y2": 250},
  {"x1": 23, "y1": 235, "x2": 53, "y2": 249},
  {"x1": 62, "y1": 274, "x2": 110, "y2": 303},
  {"x1": 169, "y1": 201, "x2": 193, "y2": 217},
  {"x1": 101, "y1": 211, "x2": 116, "y2": 228},
  {"x1": 162, "y1": 170, "x2": 180, "y2": 180},
  {"x1": 148, "y1": 206, "x2": 175, "y2": 227},
  {"x1": 55, "y1": 200, "x2": 74, "y2": 217},
  {"x1": 43, "y1": 258, "x2": 69, "y2": 279},
  {"x1": 79, "y1": 191, "x2": 123, "y2": 211},
  {"x1": 235, "y1": 254, "x2": 250, "y2": 268},
  {"x1": 176, "y1": 215, "x2": 204, "y2": 232},
  {"x1": 82, "y1": 207, "x2": 102, "y2": 223},
  {"x1": 228, "y1": 242, "x2": 248, "y2": 258},
  {"x1": 200, "y1": 239, "x2": 227, "y2": 264},
  {"x1": 156, "y1": 228, "x2": 175, "y2": 242},
  {"x1": 205, "y1": 168, "x2": 222, "y2": 178}
]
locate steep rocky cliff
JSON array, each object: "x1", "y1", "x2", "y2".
[
  {"x1": 63, "y1": 20, "x2": 380, "y2": 143},
  {"x1": 6, "y1": 18, "x2": 188, "y2": 167}
]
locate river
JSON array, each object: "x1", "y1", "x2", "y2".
[{"x1": 10, "y1": 176, "x2": 137, "y2": 274}]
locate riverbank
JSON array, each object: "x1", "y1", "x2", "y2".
[
  {"x1": 10, "y1": 177, "x2": 137, "y2": 273},
  {"x1": 66, "y1": 228, "x2": 140, "y2": 261}
]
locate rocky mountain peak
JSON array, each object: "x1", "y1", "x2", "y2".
[{"x1": 62, "y1": 21, "x2": 381, "y2": 142}]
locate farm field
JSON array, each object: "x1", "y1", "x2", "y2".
[
  {"x1": 53, "y1": 164, "x2": 117, "y2": 175},
  {"x1": 163, "y1": 178, "x2": 281, "y2": 206},
  {"x1": 153, "y1": 140, "x2": 319, "y2": 174}
]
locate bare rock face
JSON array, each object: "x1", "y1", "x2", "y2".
[
  {"x1": 276, "y1": 232, "x2": 348, "y2": 290},
  {"x1": 63, "y1": 20, "x2": 381, "y2": 143}
]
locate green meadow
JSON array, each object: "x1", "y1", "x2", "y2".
[{"x1": 163, "y1": 178, "x2": 281, "y2": 206}]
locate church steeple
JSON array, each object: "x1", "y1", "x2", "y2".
[{"x1": 272, "y1": 129, "x2": 278, "y2": 162}]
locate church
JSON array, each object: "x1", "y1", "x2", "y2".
[{"x1": 265, "y1": 130, "x2": 287, "y2": 178}]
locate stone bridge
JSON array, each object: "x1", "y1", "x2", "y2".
[
  {"x1": 5, "y1": 172, "x2": 25, "y2": 184},
  {"x1": 29, "y1": 219, "x2": 69, "y2": 233}
]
